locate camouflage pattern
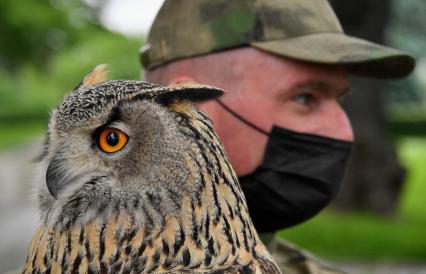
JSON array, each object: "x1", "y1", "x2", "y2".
[
  {"x1": 259, "y1": 233, "x2": 345, "y2": 274},
  {"x1": 269, "y1": 238, "x2": 347, "y2": 274},
  {"x1": 140, "y1": 0, "x2": 415, "y2": 79}
]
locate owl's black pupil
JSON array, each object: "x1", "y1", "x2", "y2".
[{"x1": 106, "y1": 132, "x2": 119, "y2": 146}]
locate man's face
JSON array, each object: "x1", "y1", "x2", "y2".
[{"x1": 198, "y1": 48, "x2": 354, "y2": 176}]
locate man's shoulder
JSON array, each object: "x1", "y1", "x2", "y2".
[{"x1": 271, "y1": 238, "x2": 347, "y2": 274}]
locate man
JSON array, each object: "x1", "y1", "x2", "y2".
[{"x1": 140, "y1": 0, "x2": 415, "y2": 273}]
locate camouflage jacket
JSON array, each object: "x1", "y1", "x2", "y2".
[{"x1": 268, "y1": 236, "x2": 346, "y2": 274}]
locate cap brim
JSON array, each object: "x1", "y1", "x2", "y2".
[{"x1": 251, "y1": 33, "x2": 415, "y2": 79}]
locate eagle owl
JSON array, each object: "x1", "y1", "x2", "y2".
[{"x1": 23, "y1": 66, "x2": 280, "y2": 273}]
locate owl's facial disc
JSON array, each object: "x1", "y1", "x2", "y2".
[{"x1": 46, "y1": 118, "x2": 132, "y2": 199}]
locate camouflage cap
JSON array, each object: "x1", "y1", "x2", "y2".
[{"x1": 140, "y1": 0, "x2": 415, "y2": 79}]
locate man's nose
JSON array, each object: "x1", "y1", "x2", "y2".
[{"x1": 318, "y1": 100, "x2": 354, "y2": 142}]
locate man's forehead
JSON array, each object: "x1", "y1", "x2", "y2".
[{"x1": 235, "y1": 49, "x2": 349, "y2": 94}]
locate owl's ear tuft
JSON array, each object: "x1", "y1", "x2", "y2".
[
  {"x1": 156, "y1": 83, "x2": 224, "y2": 105},
  {"x1": 77, "y1": 64, "x2": 109, "y2": 89}
]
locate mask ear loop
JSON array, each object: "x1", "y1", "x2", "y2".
[{"x1": 215, "y1": 99, "x2": 269, "y2": 136}]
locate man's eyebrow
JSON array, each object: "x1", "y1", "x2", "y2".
[{"x1": 291, "y1": 80, "x2": 350, "y2": 97}]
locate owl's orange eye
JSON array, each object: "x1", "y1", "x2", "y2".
[{"x1": 98, "y1": 128, "x2": 128, "y2": 153}]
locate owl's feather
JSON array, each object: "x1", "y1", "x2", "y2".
[{"x1": 23, "y1": 67, "x2": 280, "y2": 273}]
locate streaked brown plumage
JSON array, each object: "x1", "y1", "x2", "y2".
[{"x1": 23, "y1": 66, "x2": 281, "y2": 273}]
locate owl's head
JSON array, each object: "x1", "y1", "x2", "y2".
[{"x1": 37, "y1": 65, "x2": 223, "y2": 227}]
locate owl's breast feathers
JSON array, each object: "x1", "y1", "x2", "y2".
[{"x1": 23, "y1": 214, "x2": 278, "y2": 273}]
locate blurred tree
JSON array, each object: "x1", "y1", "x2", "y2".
[
  {"x1": 0, "y1": 0, "x2": 143, "y2": 124},
  {"x1": 388, "y1": 0, "x2": 426, "y2": 59},
  {"x1": 385, "y1": 0, "x2": 426, "y2": 136},
  {"x1": 0, "y1": 0, "x2": 100, "y2": 71},
  {"x1": 330, "y1": 0, "x2": 407, "y2": 215}
]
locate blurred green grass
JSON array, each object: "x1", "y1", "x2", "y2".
[{"x1": 280, "y1": 137, "x2": 426, "y2": 261}]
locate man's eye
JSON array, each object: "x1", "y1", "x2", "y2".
[{"x1": 292, "y1": 94, "x2": 315, "y2": 105}]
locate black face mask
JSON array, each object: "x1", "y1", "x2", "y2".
[{"x1": 216, "y1": 99, "x2": 353, "y2": 233}]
